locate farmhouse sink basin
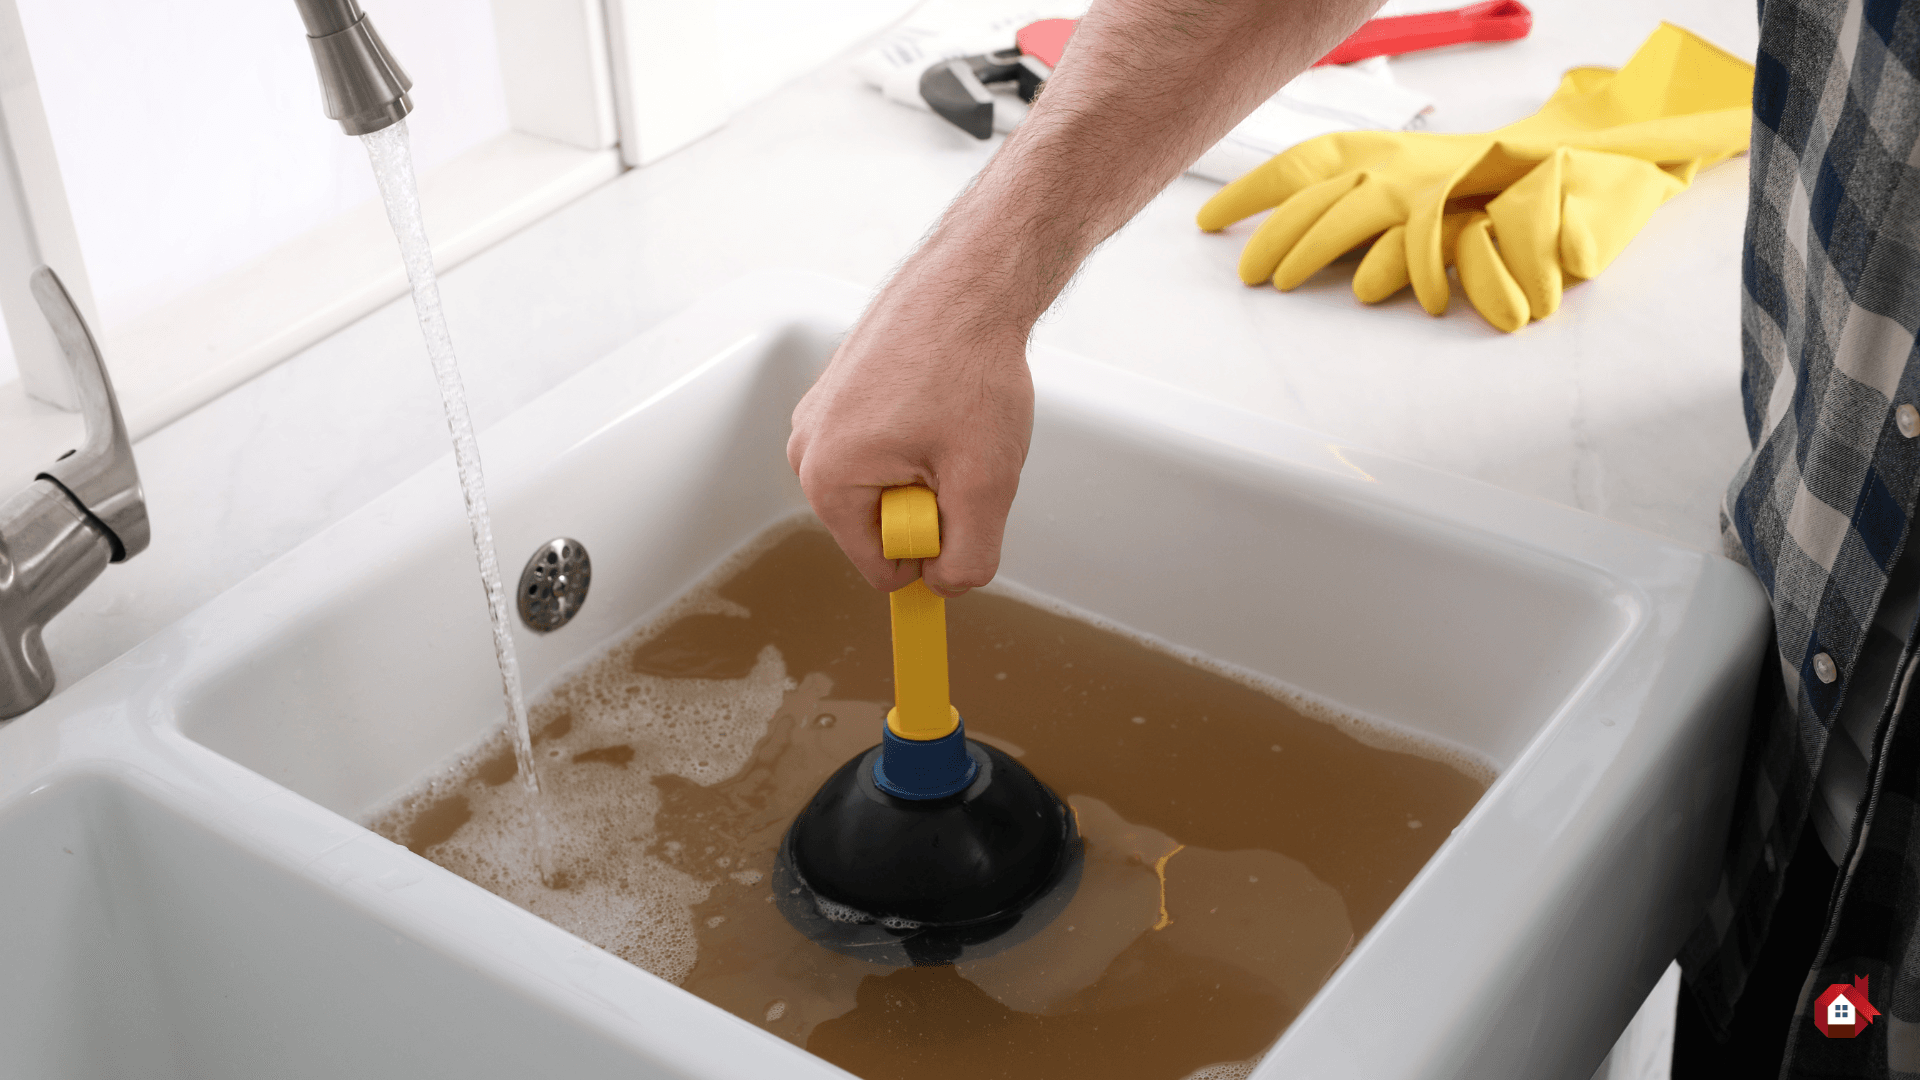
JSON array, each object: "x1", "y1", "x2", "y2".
[
  {"x1": 0, "y1": 273, "x2": 1768, "y2": 1080},
  {"x1": 0, "y1": 768, "x2": 765, "y2": 1079}
]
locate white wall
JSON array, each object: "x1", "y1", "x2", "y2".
[
  {"x1": 0, "y1": 0, "x2": 920, "y2": 389},
  {"x1": 13, "y1": 0, "x2": 510, "y2": 338},
  {"x1": 715, "y1": 0, "x2": 921, "y2": 111}
]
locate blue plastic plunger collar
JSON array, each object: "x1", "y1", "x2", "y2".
[{"x1": 874, "y1": 718, "x2": 979, "y2": 800}]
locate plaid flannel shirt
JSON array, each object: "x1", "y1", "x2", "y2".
[{"x1": 1682, "y1": 0, "x2": 1920, "y2": 1073}]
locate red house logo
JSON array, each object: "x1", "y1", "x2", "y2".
[{"x1": 1814, "y1": 976, "x2": 1880, "y2": 1039}]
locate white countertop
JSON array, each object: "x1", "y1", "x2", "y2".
[{"x1": 24, "y1": 0, "x2": 1762, "y2": 708}]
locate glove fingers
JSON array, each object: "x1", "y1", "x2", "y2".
[
  {"x1": 1198, "y1": 134, "x2": 1358, "y2": 231},
  {"x1": 1438, "y1": 211, "x2": 1475, "y2": 264},
  {"x1": 1487, "y1": 149, "x2": 1567, "y2": 319},
  {"x1": 1406, "y1": 190, "x2": 1476, "y2": 315},
  {"x1": 1236, "y1": 172, "x2": 1361, "y2": 285},
  {"x1": 1200, "y1": 165, "x2": 1298, "y2": 233},
  {"x1": 1274, "y1": 180, "x2": 1404, "y2": 290},
  {"x1": 1456, "y1": 214, "x2": 1530, "y2": 333},
  {"x1": 1354, "y1": 225, "x2": 1410, "y2": 303},
  {"x1": 1355, "y1": 215, "x2": 1474, "y2": 304},
  {"x1": 1404, "y1": 135, "x2": 1532, "y2": 316}
]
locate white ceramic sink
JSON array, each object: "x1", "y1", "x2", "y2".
[
  {"x1": 0, "y1": 768, "x2": 761, "y2": 1079},
  {"x1": 0, "y1": 273, "x2": 1768, "y2": 1079}
]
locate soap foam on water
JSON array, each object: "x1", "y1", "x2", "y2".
[
  {"x1": 1181, "y1": 1063, "x2": 1256, "y2": 1080},
  {"x1": 366, "y1": 516, "x2": 816, "y2": 983},
  {"x1": 369, "y1": 639, "x2": 792, "y2": 985}
]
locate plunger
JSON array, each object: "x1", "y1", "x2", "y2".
[{"x1": 774, "y1": 485, "x2": 1079, "y2": 966}]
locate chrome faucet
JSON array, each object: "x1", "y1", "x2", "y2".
[
  {"x1": 0, "y1": 268, "x2": 149, "y2": 719},
  {"x1": 1, "y1": 2, "x2": 403, "y2": 720},
  {"x1": 293, "y1": 0, "x2": 413, "y2": 136}
]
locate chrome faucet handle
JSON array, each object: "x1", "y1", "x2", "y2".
[{"x1": 31, "y1": 267, "x2": 148, "y2": 561}]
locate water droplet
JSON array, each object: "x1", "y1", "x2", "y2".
[
  {"x1": 816, "y1": 714, "x2": 835, "y2": 727},
  {"x1": 1131, "y1": 716, "x2": 1146, "y2": 725}
]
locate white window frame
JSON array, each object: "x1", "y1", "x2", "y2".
[{"x1": 0, "y1": 0, "x2": 725, "y2": 487}]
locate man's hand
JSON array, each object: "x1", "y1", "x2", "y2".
[
  {"x1": 791, "y1": 0, "x2": 1382, "y2": 592},
  {"x1": 788, "y1": 253, "x2": 1034, "y2": 597}
]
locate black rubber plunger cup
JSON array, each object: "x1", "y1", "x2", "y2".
[{"x1": 775, "y1": 486, "x2": 1078, "y2": 966}]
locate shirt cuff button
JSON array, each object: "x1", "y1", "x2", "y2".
[
  {"x1": 1814, "y1": 652, "x2": 1838, "y2": 684},
  {"x1": 1898, "y1": 404, "x2": 1919, "y2": 439}
]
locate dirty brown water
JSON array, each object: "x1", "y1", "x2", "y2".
[{"x1": 369, "y1": 522, "x2": 1489, "y2": 1080}]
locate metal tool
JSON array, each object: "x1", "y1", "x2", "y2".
[
  {"x1": 919, "y1": 47, "x2": 1051, "y2": 140},
  {"x1": 1, "y1": 268, "x2": 149, "y2": 719},
  {"x1": 292, "y1": 0, "x2": 413, "y2": 135}
]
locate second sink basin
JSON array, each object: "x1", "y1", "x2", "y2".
[{"x1": 0, "y1": 768, "x2": 757, "y2": 1079}]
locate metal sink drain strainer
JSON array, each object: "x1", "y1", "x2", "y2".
[{"x1": 518, "y1": 538, "x2": 590, "y2": 632}]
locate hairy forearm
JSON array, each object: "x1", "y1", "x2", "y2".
[
  {"x1": 913, "y1": 0, "x2": 1384, "y2": 331},
  {"x1": 791, "y1": 0, "x2": 1387, "y2": 594}
]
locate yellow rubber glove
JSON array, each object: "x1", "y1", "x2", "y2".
[
  {"x1": 1352, "y1": 212, "x2": 1475, "y2": 305},
  {"x1": 1495, "y1": 148, "x2": 1699, "y2": 322},
  {"x1": 1359, "y1": 148, "x2": 1701, "y2": 331},
  {"x1": 1197, "y1": 23, "x2": 1753, "y2": 316},
  {"x1": 1349, "y1": 209, "x2": 1529, "y2": 330}
]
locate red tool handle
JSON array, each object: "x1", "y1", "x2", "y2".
[
  {"x1": 1314, "y1": 1, "x2": 1532, "y2": 66},
  {"x1": 1016, "y1": 3, "x2": 1531, "y2": 70},
  {"x1": 1015, "y1": 18, "x2": 1076, "y2": 69}
]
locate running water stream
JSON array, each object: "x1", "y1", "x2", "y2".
[{"x1": 362, "y1": 120, "x2": 555, "y2": 876}]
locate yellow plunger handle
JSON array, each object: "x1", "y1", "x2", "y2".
[{"x1": 881, "y1": 485, "x2": 960, "y2": 741}]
